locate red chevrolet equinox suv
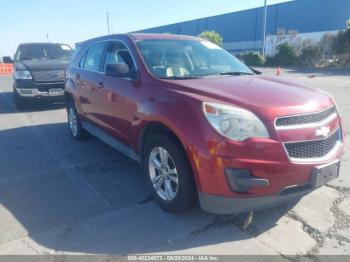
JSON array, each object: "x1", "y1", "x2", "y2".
[{"x1": 65, "y1": 33, "x2": 344, "y2": 214}]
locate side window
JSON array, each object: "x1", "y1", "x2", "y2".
[
  {"x1": 14, "y1": 48, "x2": 21, "y2": 61},
  {"x1": 83, "y1": 42, "x2": 105, "y2": 72},
  {"x1": 79, "y1": 53, "x2": 86, "y2": 68},
  {"x1": 104, "y1": 41, "x2": 136, "y2": 78},
  {"x1": 71, "y1": 46, "x2": 80, "y2": 60}
]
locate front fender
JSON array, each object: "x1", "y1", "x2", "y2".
[
  {"x1": 132, "y1": 87, "x2": 223, "y2": 190},
  {"x1": 136, "y1": 91, "x2": 219, "y2": 150}
]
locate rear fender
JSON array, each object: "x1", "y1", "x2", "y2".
[{"x1": 64, "y1": 78, "x2": 83, "y2": 115}]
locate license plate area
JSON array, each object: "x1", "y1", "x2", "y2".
[
  {"x1": 49, "y1": 89, "x2": 64, "y2": 96},
  {"x1": 311, "y1": 161, "x2": 340, "y2": 188}
]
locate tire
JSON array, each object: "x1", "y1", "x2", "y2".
[
  {"x1": 66, "y1": 100, "x2": 88, "y2": 140},
  {"x1": 143, "y1": 134, "x2": 196, "y2": 213}
]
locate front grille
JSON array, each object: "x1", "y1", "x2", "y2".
[
  {"x1": 284, "y1": 129, "x2": 341, "y2": 159},
  {"x1": 276, "y1": 107, "x2": 336, "y2": 127},
  {"x1": 37, "y1": 83, "x2": 64, "y2": 92},
  {"x1": 32, "y1": 70, "x2": 65, "y2": 82}
]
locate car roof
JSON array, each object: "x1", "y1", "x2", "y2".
[
  {"x1": 128, "y1": 33, "x2": 199, "y2": 41},
  {"x1": 18, "y1": 42, "x2": 70, "y2": 46},
  {"x1": 76, "y1": 33, "x2": 201, "y2": 47}
]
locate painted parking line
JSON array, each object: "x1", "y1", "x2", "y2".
[{"x1": 0, "y1": 90, "x2": 112, "y2": 210}]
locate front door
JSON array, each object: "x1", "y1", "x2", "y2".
[{"x1": 94, "y1": 41, "x2": 139, "y2": 146}]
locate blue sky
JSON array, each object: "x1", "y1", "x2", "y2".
[{"x1": 0, "y1": 0, "x2": 291, "y2": 57}]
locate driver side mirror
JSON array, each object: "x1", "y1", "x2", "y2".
[
  {"x1": 106, "y1": 63, "x2": 135, "y2": 79},
  {"x1": 3, "y1": 56, "x2": 13, "y2": 64}
]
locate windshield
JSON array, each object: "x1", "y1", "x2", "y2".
[
  {"x1": 136, "y1": 39, "x2": 253, "y2": 79},
  {"x1": 15, "y1": 44, "x2": 73, "y2": 61}
]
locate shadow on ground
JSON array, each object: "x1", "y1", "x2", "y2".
[
  {"x1": 0, "y1": 120, "x2": 301, "y2": 254},
  {"x1": 0, "y1": 91, "x2": 65, "y2": 114}
]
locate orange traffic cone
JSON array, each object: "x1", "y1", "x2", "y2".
[{"x1": 276, "y1": 66, "x2": 281, "y2": 76}]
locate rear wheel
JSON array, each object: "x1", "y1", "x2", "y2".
[
  {"x1": 67, "y1": 100, "x2": 88, "y2": 140},
  {"x1": 143, "y1": 134, "x2": 196, "y2": 213}
]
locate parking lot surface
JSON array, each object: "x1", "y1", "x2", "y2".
[{"x1": 0, "y1": 67, "x2": 349, "y2": 257}]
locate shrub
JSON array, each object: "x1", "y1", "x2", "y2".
[
  {"x1": 266, "y1": 43, "x2": 298, "y2": 66},
  {"x1": 240, "y1": 52, "x2": 264, "y2": 66},
  {"x1": 263, "y1": 20, "x2": 350, "y2": 68},
  {"x1": 198, "y1": 31, "x2": 223, "y2": 46},
  {"x1": 334, "y1": 30, "x2": 350, "y2": 54},
  {"x1": 319, "y1": 33, "x2": 337, "y2": 59},
  {"x1": 264, "y1": 56, "x2": 277, "y2": 66},
  {"x1": 299, "y1": 44, "x2": 322, "y2": 67},
  {"x1": 333, "y1": 28, "x2": 350, "y2": 66},
  {"x1": 268, "y1": 28, "x2": 299, "y2": 56}
]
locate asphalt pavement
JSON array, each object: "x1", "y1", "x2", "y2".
[{"x1": 0, "y1": 68, "x2": 349, "y2": 257}]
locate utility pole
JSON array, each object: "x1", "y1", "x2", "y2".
[
  {"x1": 262, "y1": 0, "x2": 267, "y2": 60},
  {"x1": 46, "y1": 34, "x2": 49, "y2": 42},
  {"x1": 106, "y1": 12, "x2": 111, "y2": 35}
]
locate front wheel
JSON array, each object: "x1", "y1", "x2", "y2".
[
  {"x1": 143, "y1": 135, "x2": 196, "y2": 213},
  {"x1": 67, "y1": 100, "x2": 88, "y2": 140}
]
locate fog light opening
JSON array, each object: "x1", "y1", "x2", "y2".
[{"x1": 225, "y1": 168, "x2": 269, "y2": 193}]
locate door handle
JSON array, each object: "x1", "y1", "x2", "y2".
[{"x1": 97, "y1": 82, "x2": 104, "y2": 89}]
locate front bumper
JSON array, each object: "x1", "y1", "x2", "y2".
[
  {"x1": 14, "y1": 79, "x2": 64, "y2": 101},
  {"x1": 190, "y1": 134, "x2": 344, "y2": 214},
  {"x1": 199, "y1": 184, "x2": 313, "y2": 214},
  {"x1": 15, "y1": 87, "x2": 64, "y2": 98}
]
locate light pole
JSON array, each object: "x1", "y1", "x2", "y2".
[
  {"x1": 46, "y1": 34, "x2": 49, "y2": 42},
  {"x1": 262, "y1": 0, "x2": 267, "y2": 60},
  {"x1": 106, "y1": 12, "x2": 111, "y2": 35}
]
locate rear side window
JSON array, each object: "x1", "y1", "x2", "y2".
[{"x1": 83, "y1": 42, "x2": 105, "y2": 72}]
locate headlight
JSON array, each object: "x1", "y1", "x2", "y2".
[
  {"x1": 203, "y1": 102, "x2": 269, "y2": 141},
  {"x1": 14, "y1": 70, "x2": 32, "y2": 80}
]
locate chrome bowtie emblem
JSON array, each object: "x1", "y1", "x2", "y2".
[{"x1": 316, "y1": 126, "x2": 330, "y2": 138}]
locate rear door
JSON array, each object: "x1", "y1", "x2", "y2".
[
  {"x1": 76, "y1": 42, "x2": 106, "y2": 122},
  {"x1": 94, "y1": 40, "x2": 139, "y2": 146}
]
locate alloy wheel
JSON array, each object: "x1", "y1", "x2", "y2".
[
  {"x1": 68, "y1": 107, "x2": 78, "y2": 137},
  {"x1": 149, "y1": 147, "x2": 179, "y2": 201}
]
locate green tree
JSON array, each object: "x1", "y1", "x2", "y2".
[
  {"x1": 266, "y1": 43, "x2": 298, "y2": 66},
  {"x1": 299, "y1": 44, "x2": 321, "y2": 67},
  {"x1": 319, "y1": 33, "x2": 336, "y2": 58},
  {"x1": 333, "y1": 28, "x2": 350, "y2": 66},
  {"x1": 240, "y1": 52, "x2": 264, "y2": 66},
  {"x1": 198, "y1": 31, "x2": 223, "y2": 46},
  {"x1": 347, "y1": 19, "x2": 350, "y2": 29}
]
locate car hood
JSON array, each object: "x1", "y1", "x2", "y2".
[
  {"x1": 18, "y1": 59, "x2": 69, "y2": 71},
  {"x1": 164, "y1": 75, "x2": 334, "y2": 120}
]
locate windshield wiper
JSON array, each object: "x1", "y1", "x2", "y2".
[
  {"x1": 43, "y1": 56, "x2": 61, "y2": 59},
  {"x1": 160, "y1": 75, "x2": 201, "y2": 80},
  {"x1": 20, "y1": 57, "x2": 36, "y2": 61},
  {"x1": 219, "y1": 71, "x2": 254, "y2": 76}
]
